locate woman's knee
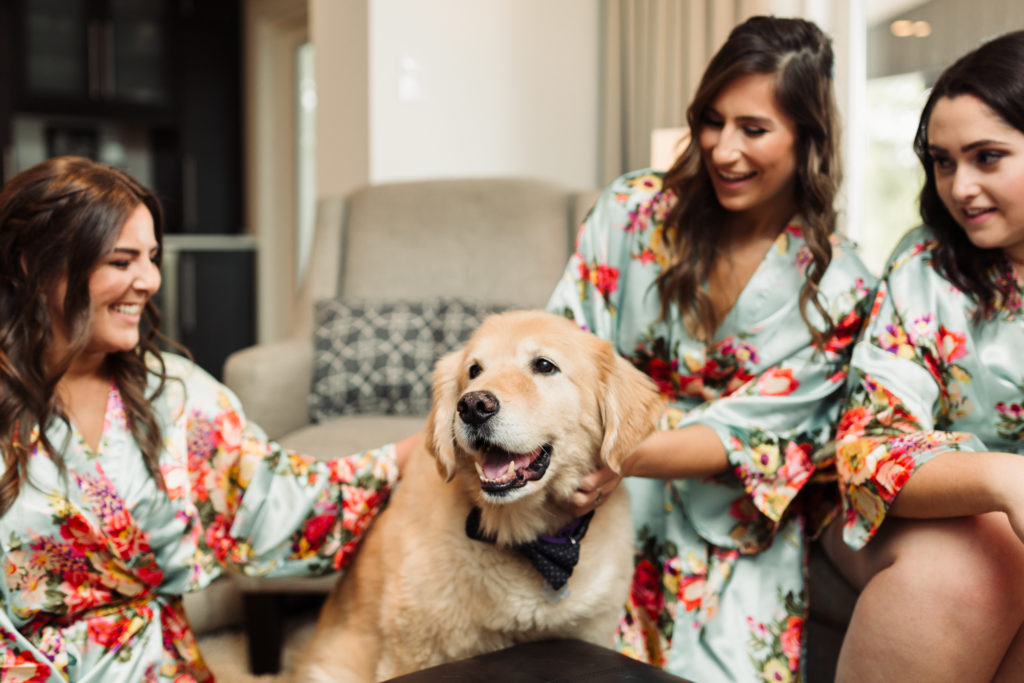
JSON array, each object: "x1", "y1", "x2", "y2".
[
  {"x1": 871, "y1": 513, "x2": 1024, "y2": 614},
  {"x1": 827, "y1": 513, "x2": 1024, "y2": 606}
]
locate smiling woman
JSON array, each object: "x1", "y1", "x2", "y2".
[
  {"x1": 926, "y1": 95, "x2": 1024, "y2": 262},
  {"x1": 825, "y1": 29, "x2": 1024, "y2": 682},
  {"x1": 62, "y1": 206, "x2": 161, "y2": 363},
  {"x1": 545, "y1": 15, "x2": 876, "y2": 683},
  {"x1": 49, "y1": 203, "x2": 164, "y2": 453},
  {"x1": 698, "y1": 72, "x2": 798, "y2": 231},
  {"x1": 0, "y1": 156, "x2": 412, "y2": 683}
]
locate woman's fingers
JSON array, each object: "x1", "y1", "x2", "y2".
[{"x1": 563, "y1": 466, "x2": 623, "y2": 516}]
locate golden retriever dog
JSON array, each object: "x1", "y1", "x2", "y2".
[{"x1": 299, "y1": 310, "x2": 663, "y2": 682}]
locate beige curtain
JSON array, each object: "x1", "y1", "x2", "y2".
[{"x1": 600, "y1": 0, "x2": 769, "y2": 184}]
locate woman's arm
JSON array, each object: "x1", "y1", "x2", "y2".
[
  {"x1": 564, "y1": 424, "x2": 731, "y2": 517},
  {"x1": 618, "y1": 424, "x2": 729, "y2": 479},
  {"x1": 834, "y1": 239, "x2": 1009, "y2": 549},
  {"x1": 890, "y1": 450, "x2": 1024, "y2": 517},
  {"x1": 889, "y1": 451, "x2": 1024, "y2": 542},
  {"x1": 163, "y1": 356, "x2": 400, "y2": 582}
]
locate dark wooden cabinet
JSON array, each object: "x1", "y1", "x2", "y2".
[
  {"x1": 1, "y1": 0, "x2": 242, "y2": 236},
  {"x1": 14, "y1": 0, "x2": 172, "y2": 114},
  {"x1": 174, "y1": 1, "x2": 242, "y2": 237},
  {"x1": 1, "y1": 0, "x2": 252, "y2": 378},
  {"x1": 157, "y1": 237, "x2": 257, "y2": 380},
  {"x1": 19, "y1": 0, "x2": 93, "y2": 104}
]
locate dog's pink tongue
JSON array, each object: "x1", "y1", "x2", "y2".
[
  {"x1": 481, "y1": 447, "x2": 540, "y2": 479},
  {"x1": 481, "y1": 450, "x2": 515, "y2": 479}
]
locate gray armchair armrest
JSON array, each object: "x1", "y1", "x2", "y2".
[{"x1": 223, "y1": 337, "x2": 313, "y2": 441}]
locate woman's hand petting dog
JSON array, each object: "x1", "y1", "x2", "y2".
[{"x1": 566, "y1": 465, "x2": 624, "y2": 518}]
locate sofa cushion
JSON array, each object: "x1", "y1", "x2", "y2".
[
  {"x1": 310, "y1": 298, "x2": 513, "y2": 421},
  {"x1": 281, "y1": 414, "x2": 428, "y2": 462},
  {"x1": 338, "y1": 179, "x2": 577, "y2": 307}
]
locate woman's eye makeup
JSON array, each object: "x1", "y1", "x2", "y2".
[
  {"x1": 700, "y1": 113, "x2": 768, "y2": 137},
  {"x1": 976, "y1": 149, "x2": 1006, "y2": 165}
]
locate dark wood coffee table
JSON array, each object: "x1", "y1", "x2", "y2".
[{"x1": 385, "y1": 638, "x2": 692, "y2": 682}]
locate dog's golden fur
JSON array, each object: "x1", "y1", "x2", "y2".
[{"x1": 299, "y1": 310, "x2": 663, "y2": 682}]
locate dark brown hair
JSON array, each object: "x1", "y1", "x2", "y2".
[
  {"x1": 659, "y1": 15, "x2": 841, "y2": 346},
  {"x1": 912, "y1": 30, "x2": 1024, "y2": 320},
  {"x1": 0, "y1": 156, "x2": 173, "y2": 516}
]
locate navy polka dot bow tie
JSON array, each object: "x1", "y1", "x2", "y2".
[{"x1": 465, "y1": 506, "x2": 595, "y2": 590}]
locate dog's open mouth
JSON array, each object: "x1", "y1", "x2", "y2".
[{"x1": 473, "y1": 444, "x2": 551, "y2": 494}]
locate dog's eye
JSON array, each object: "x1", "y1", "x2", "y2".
[
  {"x1": 468, "y1": 363, "x2": 482, "y2": 379},
  {"x1": 531, "y1": 357, "x2": 559, "y2": 375}
]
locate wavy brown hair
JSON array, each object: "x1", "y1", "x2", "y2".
[
  {"x1": 658, "y1": 15, "x2": 841, "y2": 347},
  {"x1": 0, "y1": 156, "x2": 174, "y2": 516},
  {"x1": 912, "y1": 30, "x2": 1024, "y2": 321}
]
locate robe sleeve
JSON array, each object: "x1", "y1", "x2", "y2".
[
  {"x1": 690, "y1": 310, "x2": 863, "y2": 521},
  {"x1": 158, "y1": 356, "x2": 399, "y2": 583},
  {"x1": 835, "y1": 242, "x2": 986, "y2": 549}
]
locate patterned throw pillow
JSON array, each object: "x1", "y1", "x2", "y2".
[{"x1": 309, "y1": 298, "x2": 514, "y2": 421}]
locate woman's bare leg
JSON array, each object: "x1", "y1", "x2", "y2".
[
  {"x1": 994, "y1": 622, "x2": 1024, "y2": 682},
  {"x1": 822, "y1": 513, "x2": 1024, "y2": 683}
]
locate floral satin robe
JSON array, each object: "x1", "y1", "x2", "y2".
[
  {"x1": 1, "y1": 354, "x2": 397, "y2": 682},
  {"x1": 837, "y1": 226, "x2": 1024, "y2": 548},
  {"x1": 546, "y1": 170, "x2": 874, "y2": 682}
]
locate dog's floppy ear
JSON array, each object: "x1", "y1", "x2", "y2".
[
  {"x1": 599, "y1": 350, "x2": 664, "y2": 473},
  {"x1": 424, "y1": 348, "x2": 464, "y2": 482}
]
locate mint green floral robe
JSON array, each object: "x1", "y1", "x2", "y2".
[
  {"x1": 837, "y1": 226, "x2": 1024, "y2": 548},
  {"x1": 546, "y1": 170, "x2": 875, "y2": 682},
  {"x1": 1, "y1": 354, "x2": 398, "y2": 683}
]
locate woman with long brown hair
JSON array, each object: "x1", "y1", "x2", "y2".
[
  {"x1": 549, "y1": 16, "x2": 874, "y2": 680},
  {"x1": 0, "y1": 156, "x2": 412, "y2": 681},
  {"x1": 827, "y1": 29, "x2": 1024, "y2": 682}
]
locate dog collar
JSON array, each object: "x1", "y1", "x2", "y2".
[{"x1": 465, "y1": 507, "x2": 596, "y2": 590}]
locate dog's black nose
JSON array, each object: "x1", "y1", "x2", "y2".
[{"x1": 457, "y1": 391, "x2": 499, "y2": 425}]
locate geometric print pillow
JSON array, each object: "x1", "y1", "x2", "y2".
[{"x1": 309, "y1": 298, "x2": 514, "y2": 421}]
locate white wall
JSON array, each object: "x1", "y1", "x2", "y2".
[
  {"x1": 311, "y1": 0, "x2": 369, "y2": 200},
  {"x1": 245, "y1": 0, "x2": 308, "y2": 342},
  {"x1": 366, "y1": 0, "x2": 600, "y2": 189}
]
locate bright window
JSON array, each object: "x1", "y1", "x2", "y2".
[{"x1": 296, "y1": 41, "x2": 317, "y2": 288}]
